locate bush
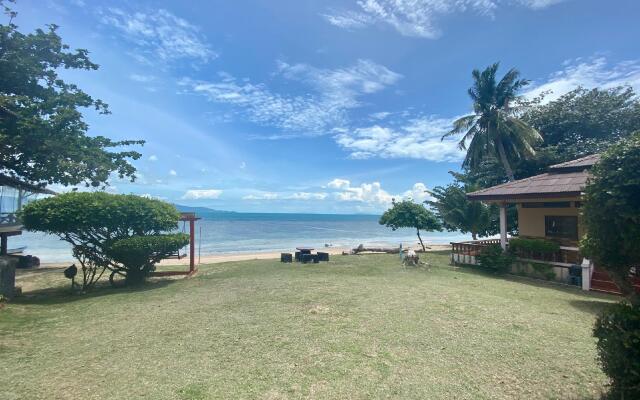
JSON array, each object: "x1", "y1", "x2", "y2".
[
  {"x1": 508, "y1": 237, "x2": 560, "y2": 254},
  {"x1": 594, "y1": 303, "x2": 640, "y2": 399},
  {"x1": 21, "y1": 192, "x2": 183, "y2": 288},
  {"x1": 581, "y1": 132, "x2": 640, "y2": 302},
  {"x1": 477, "y1": 244, "x2": 514, "y2": 273},
  {"x1": 107, "y1": 234, "x2": 189, "y2": 285}
]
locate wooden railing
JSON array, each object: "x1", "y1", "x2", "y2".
[{"x1": 450, "y1": 238, "x2": 581, "y2": 268}]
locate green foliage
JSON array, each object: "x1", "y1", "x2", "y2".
[
  {"x1": 580, "y1": 132, "x2": 640, "y2": 303},
  {"x1": 513, "y1": 86, "x2": 640, "y2": 177},
  {"x1": 443, "y1": 62, "x2": 542, "y2": 181},
  {"x1": 0, "y1": 5, "x2": 143, "y2": 188},
  {"x1": 428, "y1": 183, "x2": 494, "y2": 240},
  {"x1": 477, "y1": 244, "x2": 514, "y2": 273},
  {"x1": 593, "y1": 303, "x2": 640, "y2": 399},
  {"x1": 107, "y1": 234, "x2": 189, "y2": 285},
  {"x1": 508, "y1": 237, "x2": 560, "y2": 254},
  {"x1": 379, "y1": 200, "x2": 441, "y2": 251},
  {"x1": 21, "y1": 192, "x2": 182, "y2": 287}
]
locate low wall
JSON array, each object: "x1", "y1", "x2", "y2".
[{"x1": 451, "y1": 253, "x2": 578, "y2": 286}]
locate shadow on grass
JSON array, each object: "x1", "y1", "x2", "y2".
[
  {"x1": 568, "y1": 299, "x2": 616, "y2": 316},
  {"x1": 449, "y1": 262, "x2": 620, "y2": 302},
  {"x1": 12, "y1": 278, "x2": 177, "y2": 305}
]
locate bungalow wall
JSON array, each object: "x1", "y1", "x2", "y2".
[{"x1": 516, "y1": 197, "x2": 583, "y2": 244}]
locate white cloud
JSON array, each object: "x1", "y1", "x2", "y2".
[
  {"x1": 242, "y1": 192, "x2": 280, "y2": 200},
  {"x1": 286, "y1": 192, "x2": 328, "y2": 200},
  {"x1": 324, "y1": 0, "x2": 566, "y2": 38},
  {"x1": 327, "y1": 179, "x2": 433, "y2": 206},
  {"x1": 525, "y1": 57, "x2": 640, "y2": 102},
  {"x1": 239, "y1": 161, "x2": 246, "y2": 169},
  {"x1": 327, "y1": 178, "x2": 351, "y2": 190},
  {"x1": 181, "y1": 189, "x2": 223, "y2": 200},
  {"x1": 402, "y1": 183, "x2": 433, "y2": 203},
  {"x1": 129, "y1": 74, "x2": 156, "y2": 83},
  {"x1": 99, "y1": 8, "x2": 216, "y2": 63},
  {"x1": 169, "y1": 169, "x2": 177, "y2": 176},
  {"x1": 242, "y1": 191, "x2": 327, "y2": 201},
  {"x1": 148, "y1": 155, "x2": 158, "y2": 161},
  {"x1": 180, "y1": 59, "x2": 401, "y2": 136},
  {"x1": 335, "y1": 116, "x2": 464, "y2": 162}
]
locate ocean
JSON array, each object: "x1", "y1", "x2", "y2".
[{"x1": 12, "y1": 212, "x2": 471, "y2": 263}]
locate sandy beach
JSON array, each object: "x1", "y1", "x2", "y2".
[{"x1": 39, "y1": 243, "x2": 451, "y2": 268}]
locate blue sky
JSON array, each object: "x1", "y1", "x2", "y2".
[{"x1": 15, "y1": 0, "x2": 640, "y2": 213}]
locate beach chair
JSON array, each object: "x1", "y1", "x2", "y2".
[
  {"x1": 317, "y1": 252, "x2": 329, "y2": 262},
  {"x1": 294, "y1": 251, "x2": 302, "y2": 262},
  {"x1": 281, "y1": 253, "x2": 293, "y2": 263},
  {"x1": 301, "y1": 254, "x2": 314, "y2": 263}
]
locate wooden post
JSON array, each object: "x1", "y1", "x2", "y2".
[
  {"x1": 1, "y1": 234, "x2": 7, "y2": 256},
  {"x1": 499, "y1": 204, "x2": 507, "y2": 250},
  {"x1": 189, "y1": 219, "x2": 195, "y2": 273}
]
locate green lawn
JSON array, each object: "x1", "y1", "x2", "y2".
[{"x1": 1, "y1": 252, "x2": 616, "y2": 399}]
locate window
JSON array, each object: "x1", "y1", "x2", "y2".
[
  {"x1": 522, "y1": 202, "x2": 571, "y2": 208},
  {"x1": 545, "y1": 216, "x2": 578, "y2": 241}
]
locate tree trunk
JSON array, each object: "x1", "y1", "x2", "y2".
[
  {"x1": 416, "y1": 228, "x2": 426, "y2": 252},
  {"x1": 472, "y1": 231, "x2": 478, "y2": 241},
  {"x1": 496, "y1": 139, "x2": 515, "y2": 181}
]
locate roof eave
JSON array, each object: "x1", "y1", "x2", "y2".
[{"x1": 467, "y1": 191, "x2": 583, "y2": 202}]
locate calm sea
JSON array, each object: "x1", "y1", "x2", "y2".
[{"x1": 13, "y1": 212, "x2": 470, "y2": 263}]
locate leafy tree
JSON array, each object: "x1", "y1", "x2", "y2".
[
  {"x1": 443, "y1": 63, "x2": 542, "y2": 181},
  {"x1": 0, "y1": 3, "x2": 143, "y2": 189},
  {"x1": 428, "y1": 183, "x2": 493, "y2": 240},
  {"x1": 379, "y1": 200, "x2": 441, "y2": 251},
  {"x1": 580, "y1": 132, "x2": 640, "y2": 305},
  {"x1": 515, "y1": 86, "x2": 640, "y2": 177},
  {"x1": 20, "y1": 192, "x2": 189, "y2": 288}
]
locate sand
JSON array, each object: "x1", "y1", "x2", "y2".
[{"x1": 39, "y1": 243, "x2": 451, "y2": 268}]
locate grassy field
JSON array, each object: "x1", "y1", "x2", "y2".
[{"x1": 1, "y1": 252, "x2": 616, "y2": 399}]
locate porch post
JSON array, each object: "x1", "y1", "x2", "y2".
[
  {"x1": 499, "y1": 203, "x2": 507, "y2": 250},
  {"x1": 189, "y1": 219, "x2": 195, "y2": 273}
]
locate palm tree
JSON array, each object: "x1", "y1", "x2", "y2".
[
  {"x1": 428, "y1": 184, "x2": 493, "y2": 240},
  {"x1": 443, "y1": 63, "x2": 542, "y2": 181}
]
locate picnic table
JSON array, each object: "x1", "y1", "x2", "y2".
[{"x1": 296, "y1": 247, "x2": 314, "y2": 255}]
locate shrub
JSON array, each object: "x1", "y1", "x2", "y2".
[
  {"x1": 107, "y1": 234, "x2": 189, "y2": 285},
  {"x1": 21, "y1": 192, "x2": 183, "y2": 288},
  {"x1": 477, "y1": 244, "x2": 514, "y2": 273},
  {"x1": 593, "y1": 303, "x2": 640, "y2": 399},
  {"x1": 581, "y1": 132, "x2": 640, "y2": 303},
  {"x1": 508, "y1": 237, "x2": 560, "y2": 254}
]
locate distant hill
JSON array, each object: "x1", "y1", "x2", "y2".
[{"x1": 173, "y1": 204, "x2": 236, "y2": 214}]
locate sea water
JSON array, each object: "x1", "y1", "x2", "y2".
[{"x1": 12, "y1": 212, "x2": 471, "y2": 263}]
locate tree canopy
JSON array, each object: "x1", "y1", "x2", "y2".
[
  {"x1": 379, "y1": 200, "x2": 441, "y2": 251},
  {"x1": 428, "y1": 183, "x2": 494, "y2": 240},
  {"x1": 21, "y1": 192, "x2": 188, "y2": 287},
  {"x1": 443, "y1": 63, "x2": 542, "y2": 181},
  {"x1": 580, "y1": 132, "x2": 640, "y2": 304},
  {"x1": 0, "y1": 4, "x2": 143, "y2": 188}
]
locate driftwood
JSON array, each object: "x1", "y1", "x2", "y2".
[{"x1": 352, "y1": 244, "x2": 401, "y2": 254}]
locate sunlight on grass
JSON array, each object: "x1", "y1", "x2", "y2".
[{"x1": 1, "y1": 252, "x2": 615, "y2": 399}]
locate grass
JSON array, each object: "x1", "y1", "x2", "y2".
[{"x1": 0, "y1": 251, "x2": 617, "y2": 399}]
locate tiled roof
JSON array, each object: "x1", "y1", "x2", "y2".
[
  {"x1": 467, "y1": 170, "x2": 589, "y2": 201},
  {"x1": 467, "y1": 154, "x2": 599, "y2": 201},
  {"x1": 549, "y1": 153, "x2": 600, "y2": 170}
]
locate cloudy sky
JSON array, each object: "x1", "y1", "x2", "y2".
[{"x1": 15, "y1": 0, "x2": 640, "y2": 213}]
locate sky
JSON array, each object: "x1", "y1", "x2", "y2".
[{"x1": 12, "y1": 0, "x2": 640, "y2": 213}]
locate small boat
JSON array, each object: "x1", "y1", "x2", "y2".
[{"x1": 7, "y1": 246, "x2": 26, "y2": 255}]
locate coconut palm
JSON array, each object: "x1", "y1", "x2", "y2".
[{"x1": 443, "y1": 63, "x2": 542, "y2": 181}]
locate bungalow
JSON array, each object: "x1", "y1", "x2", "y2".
[{"x1": 450, "y1": 154, "x2": 639, "y2": 294}]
